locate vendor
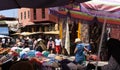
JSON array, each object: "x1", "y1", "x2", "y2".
[{"x1": 86, "y1": 38, "x2": 120, "y2": 70}]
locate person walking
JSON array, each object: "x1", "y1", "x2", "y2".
[
  {"x1": 47, "y1": 37, "x2": 55, "y2": 53},
  {"x1": 55, "y1": 36, "x2": 62, "y2": 55},
  {"x1": 74, "y1": 38, "x2": 90, "y2": 65}
]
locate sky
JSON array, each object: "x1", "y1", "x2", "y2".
[{"x1": 0, "y1": 9, "x2": 18, "y2": 18}]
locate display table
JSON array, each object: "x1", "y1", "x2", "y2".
[{"x1": 86, "y1": 61, "x2": 108, "y2": 66}]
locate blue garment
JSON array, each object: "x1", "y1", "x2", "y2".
[
  {"x1": 75, "y1": 43, "x2": 85, "y2": 64},
  {"x1": 87, "y1": 44, "x2": 91, "y2": 51}
]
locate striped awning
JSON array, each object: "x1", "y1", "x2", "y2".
[{"x1": 80, "y1": 0, "x2": 120, "y2": 19}]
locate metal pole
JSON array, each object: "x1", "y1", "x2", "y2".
[{"x1": 95, "y1": 17, "x2": 107, "y2": 70}]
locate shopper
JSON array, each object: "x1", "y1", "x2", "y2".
[
  {"x1": 47, "y1": 37, "x2": 55, "y2": 53},
  {"x1": 74, "y1": 38, "x2": 90, "y2": 65},
  {"x1": 55, "y1": 36, "x2": 62, "y2": 54}
]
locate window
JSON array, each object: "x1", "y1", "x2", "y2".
[
  {"x1": 21, "y1": 12, "x2": 22, "y2": 20},
  {"x1": 24, "y1": 11, "x2": 26, "y2": 19},
  {"x1": 33, "y1": 9, "x2": 36, "y2": 20},
  {"x1": 28, "y1": 11, "x2": 30, "y2": 18},
  {"x1": 42, "y1": 8, "x2": 45, "y2": 18}
]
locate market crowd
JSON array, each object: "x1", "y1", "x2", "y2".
[
  {"x1": 0, "y1": 35, "x2": 119, "y2": 70},
  {"x1": 0, "y1": 35, "x2": 95, "y2": 70}
]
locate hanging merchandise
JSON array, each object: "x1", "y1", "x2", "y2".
[
  {"x1": 59, "y1": 21, "x2": 63, "y2": 39},
  {"x1": 77, "y1": 21, "x2": 81, "y2": 39},
  {"x1": 65, "y1": 18, "x2": 70, "y2": 55}
]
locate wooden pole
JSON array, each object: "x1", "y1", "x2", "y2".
[{"x1": 95, "y1": 17, "x2": 107, "y2": 70}]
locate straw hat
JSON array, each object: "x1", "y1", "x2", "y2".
[
  {"x1": 37, "y1": 38, "x2": 42, "y2": 41},
  {"x1": 75, "y1": 38, "x2": 81, "y2": 43}
]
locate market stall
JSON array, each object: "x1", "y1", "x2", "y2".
[{"x1": 0, "y1": 46, "x2": 109, "y2": 70}]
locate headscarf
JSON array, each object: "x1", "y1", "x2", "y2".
[{"x1": 107, "y1": 38, "x2": 120, "y2": 64}]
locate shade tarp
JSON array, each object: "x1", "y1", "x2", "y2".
[
  {"x1": 11, "y1": 33, "x2": 20, "y2": 35},
  {"x1": 11, "y1": 32, "x2": 43, "y2": 35},
  {"x1": 20, "y1": 32, "x2": 33, "y2": 36},
  {"x1": 44, "y1": 31, "x2": 59, "y2": 34},
  {"x1": 0, "y1": 0, "x2": 89, "y2": 10},
  {"x1": 0, "y1": 35, "x2": 9, "y2": 38}
]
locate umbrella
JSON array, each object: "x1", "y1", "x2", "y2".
[
  {"x1": 0, "y1": 35, "x2": 9, "y2": 38},
  {"x1": 80, "y1": 0, "x2": 120, "y2": 70},
  {"x1": 0, "y1": 0, "x2": 90, "y2": 10}
]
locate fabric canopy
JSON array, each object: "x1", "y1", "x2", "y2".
[
  {"x1": 80, "y1": 0, "x2": 120, "y2": 19},
  {"x1": 91, "y1": 0, "x2": 120, "y2": 6},
  {"x1": 0, "y1": 0, "x2": 89, "y2": 10}
]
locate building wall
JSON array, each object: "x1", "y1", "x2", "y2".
[
  {"x1": 49, "y1": 14, "x2": 58, "y2": 24},
  {"x1": 31, "y1": 8, "x2": 49, "y2": 22},
  {"x1": 18, "y1": 8, "x2": 31, "y2": 26},
  {"x1": 18, "y1": 8, "x2": 57, "y2": 27}
]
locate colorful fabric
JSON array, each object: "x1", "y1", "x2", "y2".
[
  {"x1": 20, "y1": 52, "x2": 28, "y2": 59},
  {"x1": 27, "y1": 50, "x2": 36, "y2": 57},
  {"x1": 42, "y1": 51, "x2": 50, "y2": 57},
  {"x1": 35, "y1": 51, "x2": 42, "y2": 57}
]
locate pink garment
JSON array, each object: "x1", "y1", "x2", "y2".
[
  {"x1": 47, "y1": 41, "x2": 55, "y2": 49},
  {"x1": 35, "y1": 52, "x2": 42, "y2": 57}
]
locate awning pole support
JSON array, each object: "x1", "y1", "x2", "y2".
[{"x1": 95, "y1": 17, "x2": 107, "y2": 70}]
